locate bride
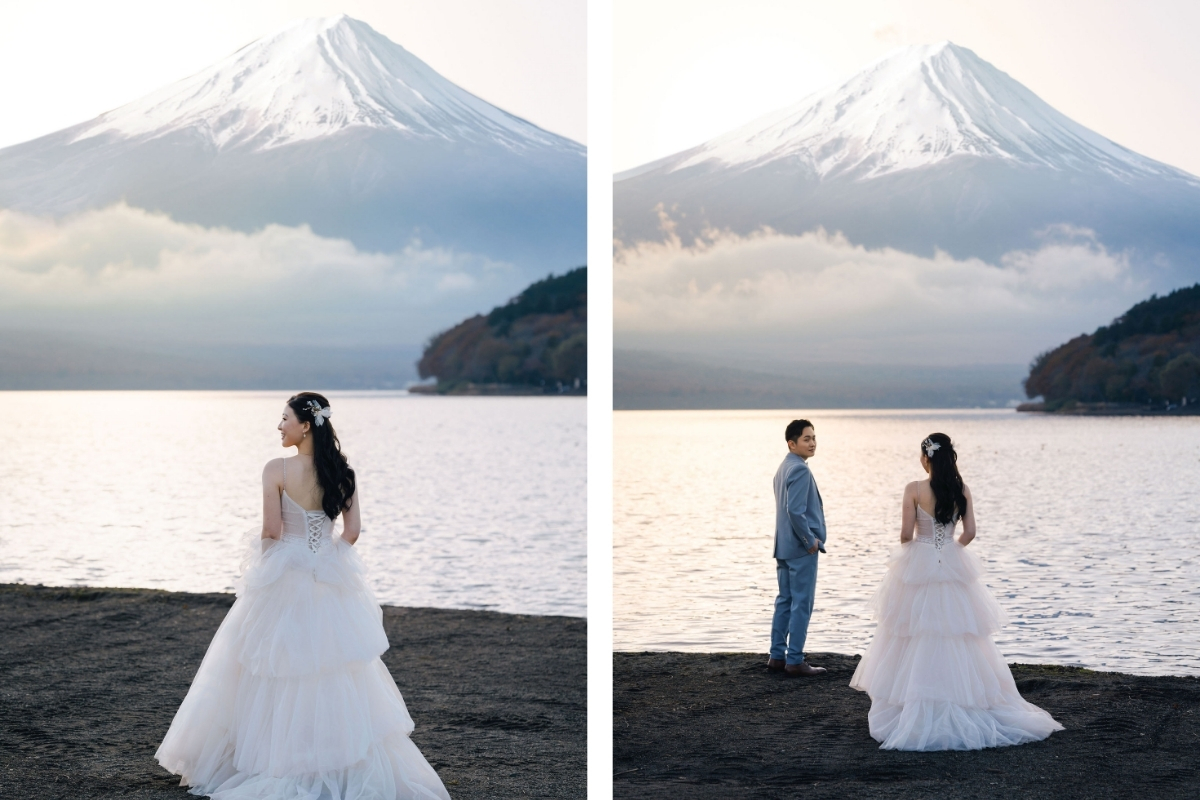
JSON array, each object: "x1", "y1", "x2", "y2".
[
  {"x1": 849, "y1": 432, "x2": 1063, "y2": 751},
  {"x1": 156, "y1": 392, "x2": 451, "y2": 799}
]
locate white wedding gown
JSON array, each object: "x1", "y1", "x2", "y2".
[
  {"x1": 849, "y1": 507, "x2": 1064, "y2": 751},
  {"x1": 156, "y1": 488, "x2": 451, "y2": 799}
]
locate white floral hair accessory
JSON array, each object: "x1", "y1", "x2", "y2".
[
  {"x1": 922, "y1": 438, "x2": 941, "y2": 458},
  {"x1": 306, "y1": 400, "x2": 332, "y2": 427}
]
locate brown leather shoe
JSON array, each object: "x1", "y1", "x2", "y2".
[
  {"x1": 784, "y1": 662, "x2": 827, "y2": 677},
  {"x1": 766, "y1": 658, "x2": 786, "y2": 672}
]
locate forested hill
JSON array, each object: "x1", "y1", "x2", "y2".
[
  {"x1": 415, "y1": 267, "x2": 586, "y2": 394},
  {"x1": 1023, "y1": 283, "x2": 1200, "y2": 411}
]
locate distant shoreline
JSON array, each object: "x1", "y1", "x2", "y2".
[
  {"x1": 409, "y1": 382, "x2": 586, "y2": 396},
  {"x1": 1017, "y1": 401, "x2": 1200, "y2": 416},
  {"x1": 615, "y1": 651, "x2": 1200, "y2": 799},
  {"x1": 0, "y1": 386, "x2": 587, "y2": 395},
  {"x1": 613, "y1": 350, "x2": 1027, "y2": 410}
]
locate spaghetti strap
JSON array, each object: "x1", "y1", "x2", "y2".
[{"x1": 282, "y1": 457, "x2": 286, "y2": 493}]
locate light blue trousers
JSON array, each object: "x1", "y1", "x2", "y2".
[{"x1": 770, "y1": 554, "x2": 819, "y2": 665}]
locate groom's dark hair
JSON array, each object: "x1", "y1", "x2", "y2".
[{"x1": 785, "y1": 419, "x2": 814, "y2": 443}]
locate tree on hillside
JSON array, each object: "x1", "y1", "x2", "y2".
[
  {"x1": 1024, "y1": 283, "x2": 1200, "y2": 407},
  {"x1": 1160, "y1": 352, "x2": 1200, "y2": 403},
  {"x1": 417, "y1": 267, "x2": 587, "y2": 391}
]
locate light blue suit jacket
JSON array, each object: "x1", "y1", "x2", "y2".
[{"x1": 773, "y1": 452, "x2": 826, "y2": 560}]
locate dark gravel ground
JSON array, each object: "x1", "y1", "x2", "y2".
[
  {"x1": 0, "y1": 584, "x2": 585, "y2": 799},
  {"x1": 614, "y1": 651, "x2": 1200, "y2": 799}
]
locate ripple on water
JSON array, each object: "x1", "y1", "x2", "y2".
[
  {"x1": 0, "y1": 391, "x2": 585, "y2": 618},
  {"x1": 615, "y1": 409, "x2": 1200, "y2": 676}
]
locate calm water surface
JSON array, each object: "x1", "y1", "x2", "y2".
[
  {"x1": 1, "y1": 392, "x2": 585, "y2": 617},
  {"x1": 615, "y1": 409, "x2": 1200, "y2": 675}
]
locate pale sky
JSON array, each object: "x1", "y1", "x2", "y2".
[
  {"x1": 0, "y1": 0, "x2": 586, "y2": 150},
  {"x1": 614, "y1": 0, "x2": 1200, "y2": 175}
]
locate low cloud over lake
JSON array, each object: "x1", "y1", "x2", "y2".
[
  {"x1": 615, "y1": 222, "x2": 1147, "y2": 366},
  {"x1": 0, "y1": 203, "x2": 522, "y2": 348}
]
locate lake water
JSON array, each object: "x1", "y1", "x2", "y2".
[
  {"x1": 614, "y1": 409, "x2": 1200, "y2": 676},
  {"x1": 1, "y1": 392, "x2": 586, "y2": 618}
]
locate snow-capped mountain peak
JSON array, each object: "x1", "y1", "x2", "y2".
[
  {"x1": 669, "y1": 41, "x2": 1183, "y2": 182},
  {"x1": 73, "y1": 15, "x2": 578, "y2": 154}
]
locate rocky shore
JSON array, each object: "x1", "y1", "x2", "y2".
[
  {"x1": 614, "y1": 651, "x2": 1200, "y2": 799},
  {"x1": 0, "y1": 584, "x2": 585, "y2": 799}
]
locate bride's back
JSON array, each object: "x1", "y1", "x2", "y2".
[
  {"x1": 914, "y1": 480, "x2": 957, "y2": 514},
  {"x1": 913, "y1": 480, "x2": 967, "y2": 521},
  {"x1": 282, "y1": 455, "x2": 323, "y2": 512}
]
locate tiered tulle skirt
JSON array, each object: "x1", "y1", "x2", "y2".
[
  {"x1": 155, "y1": 536, "x2": 451, "y2": 799},
  {"x1": 849, "y1": 539, "x2": 1063, "y2": 751}
]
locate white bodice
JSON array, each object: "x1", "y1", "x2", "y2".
[
  {"x1": 281, "y1": 491, "x2": 333, "y2": 553},
  {"x1": 915, "y1": 506, "x2": 956, "y2": 550}
]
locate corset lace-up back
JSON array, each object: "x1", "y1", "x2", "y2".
[
  {"x1": 280, "y1": 457, "x2": 333, "y2": 553},
  {"x1": 915, "y1": 506, "x2": 954, "y2": 551},
  {"x1": 304, "y1": 511, "x2": 326, "y2": 552},
  {"x1": 280, "y1": 494, "x2": 332, "y2": 551}
]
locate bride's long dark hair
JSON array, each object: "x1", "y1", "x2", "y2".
[
  {"x1": 288, "y1": 391, "x2": 356, "y2": 520},
  {"x1": 923, "y1": 432, "x2": 967, "y2": 525}
]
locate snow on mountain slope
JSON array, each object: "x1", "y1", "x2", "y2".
[
  {"x1": 0, "y1": 15, "x2": 585, "y2": 268},
  {"x1": 650, "y1": 42, "x2": 1194, "y2": 183},
  {"x1": 614, "y1": 41, "x2": 1200, "y2": 287},
  {"x1": 74, "y1": 14, "x2": 579, "y2": 155}
]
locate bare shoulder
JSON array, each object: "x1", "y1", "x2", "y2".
[
  {"x1": 262, "y1": 457, "x2": 284, "y2": 483},
  {"x1": 963, "y1": 483, "x2": 973, "y2": 498}
]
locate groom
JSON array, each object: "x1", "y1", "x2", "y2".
[{"x1": 768, "y1": 419, "x2": 828, "y2": 677}]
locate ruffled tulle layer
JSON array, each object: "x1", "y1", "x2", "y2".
[
  {"x1": 156, "y1": 535, "x2": 450, "y2": 799},
  {"x1": 850, "y1": 540, "x2": 1063, "y2": 751},
  {"x1": 190, "y1": 732, "x2": 448, "y2": 800},
  {"x1": 233, "y1": 538, "x2": 389, "y2": 677},
  {"x1": 866, "y1": 698, "x2": 1064, "y2": 751},
  {"x1": 866, "y1": 539, "x2": 1006, "y2": 637},
  {"x1": 854, "y1": 630, "x2": 1014, "y2": 707}
]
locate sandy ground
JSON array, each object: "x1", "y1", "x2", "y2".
[
  {"x1": 0, "y1": 584, "x2": 585, "y2": 799},
  {"x1": 614, "y1": 651, "x2": 1200, "y2": 799}
]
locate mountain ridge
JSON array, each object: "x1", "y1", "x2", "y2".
[
  {"x1": 70, "y1": 15, "x2": 581, "y2": 155},
  {"x1": 619, "y1": 42, "x2": 1195, "y2": 184},
  {"x1": 614, "y1": 42, "x2": 1200, "y2": 282},
  {"x1": 0, "y1": 16, "x2": 585, "y2": 268}
]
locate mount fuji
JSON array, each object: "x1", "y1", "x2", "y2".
[
  {"x1": 615, "y1": 42, "x2": 1200, "y2": 287},
  {"x1": 0, "y1": 15, "x2": 585, "y2": 268}
]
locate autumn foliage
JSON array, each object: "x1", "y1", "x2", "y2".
[
  {"x1": 417, "y1": 267, "x2": 586, "y2": 392},
  {"x1": 1024, "y1": 283, "x2": 1200, "y2": 408}
]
